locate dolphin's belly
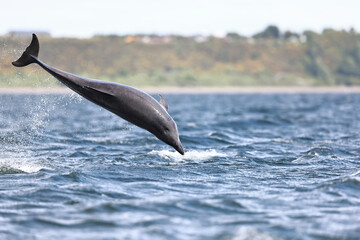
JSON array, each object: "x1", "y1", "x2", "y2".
[{"x1": 82, "y1": 82, "x2": 169, "y2": 134}]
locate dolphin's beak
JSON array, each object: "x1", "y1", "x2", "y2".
[{"x1": 175, "y1": 142, "x2": 185, "y2": 155}]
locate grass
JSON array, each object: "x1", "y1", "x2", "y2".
[{"x1": 0, "y1": 68, "x2": 329, "y2": 88}]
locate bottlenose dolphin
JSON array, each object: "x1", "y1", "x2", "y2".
[{"x1": 12, "y1": 34, "x2": 184, "y2": 155}]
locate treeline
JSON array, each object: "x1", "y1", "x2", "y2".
[{"x1": 1, "y1": 26, "x2": 360, "y2": 87}]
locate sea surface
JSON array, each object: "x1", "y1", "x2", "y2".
[{"x1": 0, "y1": 92, "x2": 359, "y2": 240}]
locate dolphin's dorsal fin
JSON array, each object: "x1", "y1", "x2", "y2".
[{"x1": 159, "y1": 94, "x2": 168, "y2": 111}]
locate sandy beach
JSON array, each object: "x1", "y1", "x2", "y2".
[{"x1": 1, "y1": 86, "x2": 360, "y2": 94}]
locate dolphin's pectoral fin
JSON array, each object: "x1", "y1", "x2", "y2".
[
  {"x1": 83, "y1": 85, "x2": 115, "y2": 97},
  {"x1": 158, "y1": 94, "x2": 168, "y2": 111},
  {"x1": 82, "y1": 86, "x2": 118, "y2": 104}
]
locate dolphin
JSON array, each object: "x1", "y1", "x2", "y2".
[{"x1": 12, "y1": 34, "x2": 184, "y2": 155}]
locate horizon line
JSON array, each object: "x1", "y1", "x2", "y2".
[{"x1": 2, "y1": 25, "x2": 358, "y2": 39}]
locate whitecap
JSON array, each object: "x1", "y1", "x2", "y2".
[
  {"x1": 149, "y1": 149, "x2": 227, "y2": 162},
  {"x1": 186, "y1": 122, "x2": 197, "y2": 127},
  {"x1": 231, "y1": 226, "x2": 278, "y2": 240},
  {"x1": 0, "y1": 158, "x2": 48, "y2": 174}
]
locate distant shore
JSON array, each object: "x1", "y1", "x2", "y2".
[{"x1": 1, "y1": 86, "x2": 360, "y2": 94}]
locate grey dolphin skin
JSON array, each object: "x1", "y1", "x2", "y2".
[{"x1": 12, "y1": 34, "x2": 184, "y2": 155}]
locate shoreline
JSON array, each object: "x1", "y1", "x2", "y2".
[{"x1": 1, "y1": 86, "x2": 360, "y2": 94}]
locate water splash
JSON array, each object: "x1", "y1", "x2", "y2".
[
  {"x1": 0, "y1": 95, "x2": 66, "y2": 174},
  {"x1": 150, "y1": 149, "x2": 228, "y2": 162},
  {"x1": 69, "y1": 92, "x2": 83, "y2": 103},
  {"x1": 0, "y1": 157, "x2": 48, "y2": 174}
]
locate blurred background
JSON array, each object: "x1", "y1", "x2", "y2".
[{"x1": 1, "y1": 0, "x2": 360, "y2": 87}]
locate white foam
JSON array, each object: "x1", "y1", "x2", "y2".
[
  {"x1": 231, "y1": 226, "x2": 277, "y2": 240},
  {"x1": 150, "y1": 149, "x2": 227, "y2": 162},
  {"x1": 0, "y1": 158, "x2": 47, "y2": 174},
  {"x1": 347, "y1": 170, "x2": 360, "y2": 183}
]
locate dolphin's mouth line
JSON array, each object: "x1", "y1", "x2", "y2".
[{"x1": 176, "y1": 143, "x2": 185, "y2": 155}]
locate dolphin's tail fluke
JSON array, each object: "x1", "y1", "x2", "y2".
[{"x1": 12, "y1": 34, "x2": 39, "y2": 67}]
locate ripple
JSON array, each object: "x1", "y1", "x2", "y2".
[{"x1": 1, "y1": 93, "x2": 360, "y2": 240}]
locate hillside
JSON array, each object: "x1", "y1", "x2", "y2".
[{"x1": 1, "y1": 27, "x2": 360, "y2": 87}]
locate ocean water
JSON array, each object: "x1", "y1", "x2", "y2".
[{"x1": 0, "y1": 92, "x2": 359, "y2": 240}]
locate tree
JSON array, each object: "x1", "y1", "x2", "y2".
[
  {"x1": 226, "y1": 32, "x2": 244, "y2": 40},
  {"x1": 253, "y1": 25, "x2": 280, "y2": 39},
  {"x1": 284, "y1": 31, "x2": 300, "y2": 40}
]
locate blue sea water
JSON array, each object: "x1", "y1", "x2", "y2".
[{"x1": 0, "y1": 92, "x2": 359, "y2": 240}]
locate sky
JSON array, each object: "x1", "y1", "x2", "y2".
[{"x1": 1, "y1": 0, "x2": 359, "y2": 38}]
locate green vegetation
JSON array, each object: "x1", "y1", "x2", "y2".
[{"x1": 1, "y1": 26, "x2": 360, "y2": 87}]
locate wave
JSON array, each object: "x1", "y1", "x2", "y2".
[
  {"x1": 0, "y1": 158, "x2": 48, "y2": 174},
  {"x1": 315, "y1": 170, "x2": 360, "y2": 197},
  {"x1": 350, "y1": 170, "x2": 360, "y2": 177},
  {"x1": 149, "y1": 149, "x2": 227, "y2": 162}
]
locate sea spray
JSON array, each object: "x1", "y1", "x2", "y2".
[{"x1": 0, "y1": 94, "x2": 82, "y2": 174}]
